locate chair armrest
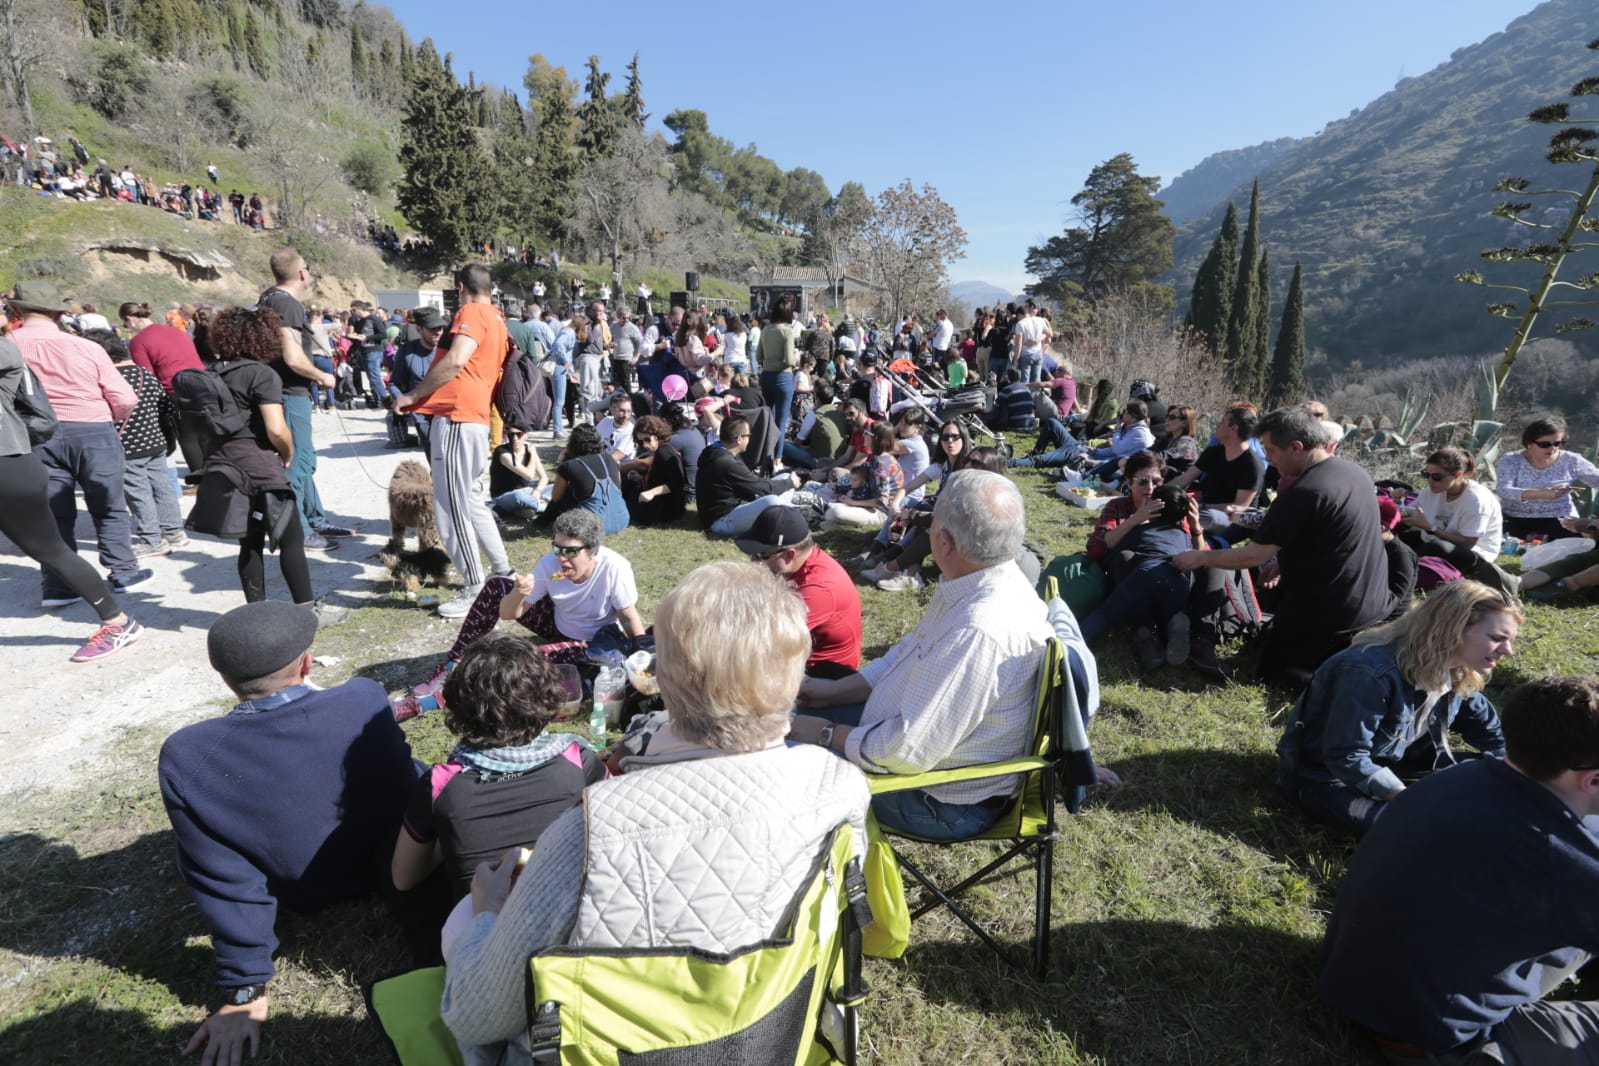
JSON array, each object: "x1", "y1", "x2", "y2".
[{"x1": 865, "y1": 756, "x2": 1047, "y2": 795}]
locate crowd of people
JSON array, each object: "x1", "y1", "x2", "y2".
[{"x1": 5, "y1": 256, "x2": 1599, "y2": 1066}]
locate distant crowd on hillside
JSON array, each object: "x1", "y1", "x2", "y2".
[{"x1": 2, "y1": 131, "x2": 270, "y2": 229}]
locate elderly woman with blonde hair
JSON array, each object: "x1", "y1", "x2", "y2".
[
  {"x1": 1275, "y1": 580, "x2": 1519, "y2": 838},
  {"x1": 440, "y1": 561, "x2": 870, "y2": 1062}
]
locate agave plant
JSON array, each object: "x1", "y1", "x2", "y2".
[{"x1": 1363, "y1": 388, "x2": 1431, "y2": 454}]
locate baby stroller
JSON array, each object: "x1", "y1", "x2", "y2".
[
  {"x1": 333, "y1": 358, "x2": 359, "y2": 409},
  {"x1": 876, "y1": 356, "x2": 1010, "y2": 456}
]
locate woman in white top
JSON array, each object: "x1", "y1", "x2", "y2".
[
  {"x1": 1399, "y1": 446, "x2": 1508, "y2": 590},
  {"x1": 1494, "y1": 414, "x2": 1599, "y2": 541},
  {"x1": 720, "y1": 313, "x2": 749, "y2": 374}
]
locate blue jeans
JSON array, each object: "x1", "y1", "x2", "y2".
[
  {"x1": 1080, "y1": 563, "x2": 1192, "y2": 645},
  {"x1": 550, "y1": 358, "x2": 570, "y2": 434},
  {"x1": 491, "y1": 486, "x2": 549, "y2": 516},
  {"x1": 122, "y1": 452, "x2": 184, "y2": 544},
  {"x1": 987, "y1": 355, "x2": 1009, "y2": 382},
  {"x1": 1009, "y1": 418, "x2": 1084, "y2": 468},
  {"x1": 710, "y1": 490, "x2": 795, "y2": 537},
  {"x1": 805, "y1": 700, "x2": 1005, "y2": 841},
  {"x1": 781, "y1": 440, "x2": 817, "y2": 469},
  {"x1": 282, "y1": 394, "x2": 325, "y2": 535},
  {"x1": 36, "y1": 421, "x2": 139, "y2": 593},
  {"x1": 310, "y1": 355, "x2": 336, "y2": 409},
  {"x1": 760, "y1": 369, "x2": 796, "y2": 439},
  {"x1": 361, "y1": 348, "x2": 385, "y2": 404},
  {"x1": 1018, "y1": 350, "x2": 1044, "y2": 383}
]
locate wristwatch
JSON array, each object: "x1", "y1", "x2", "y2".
[
  {"x1": 222, "y1": 983, "x2": 269, "y2": 1008},
  {"x1": 817, "y1": 724, "x2": 836, "y2": 750}
]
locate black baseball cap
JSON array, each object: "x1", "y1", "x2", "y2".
[{"x1": 733, "y1": 507, "x2": 810, "y2": 556}]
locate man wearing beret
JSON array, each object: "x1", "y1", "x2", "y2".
[{"x1": 159, "y1": 602, "x2": 426, "y2": 1065}]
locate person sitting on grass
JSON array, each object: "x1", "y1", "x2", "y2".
[
  {"x1": 695, "y1": 414, "x2": 801, "y2": 537},
  {"x1": 1081, "y1": 452, "x2": 1204, "y2": 672},
  {"x1": 1397, "y1": 446, "x2": 1516, "y2": 597},
  {"x1": 395, "y1": 509, "x2": 647, "y2": 719},
  {"x1": 821, "y1": 422, "x2": 904, "y2": 530},
  {"x1": 1520, "y1": 514, "x2": 1599, "y2": 603},
  {"x1": 1319, "y1": 675, "x2": 1599, "y2": 1064},
  {"x1": 160, "y1": 601, "x2": 443, "y2": 1066},
  {"x1": 1275, "y1": 580, "x2": 1516, "y2": 838},
  {"x1": 619, "y1": 413, "x2": 686, "y2": 525},
  {"x1": 488, "y1": 425, "x2": 549, "y2": 521},
  {"x1": 392, "y1": 633, "x2": 604, "y2": 900},
  {"x1": 862, "y1": 445, "x2": 1017, "y2": 592}
]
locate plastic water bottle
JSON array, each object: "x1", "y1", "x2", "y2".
[{"x1": 589, "y1": 699, "x2": 608, "y2": 747}]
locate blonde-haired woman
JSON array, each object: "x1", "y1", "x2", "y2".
[
  {"x1": 1276, "y1": 580, "x2": 1518, "y2": 837},
  {"x1": 441, "y1": 561, "x2": 870, "y2": 1060}
]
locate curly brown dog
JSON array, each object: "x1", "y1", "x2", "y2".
[{"x1": 383, "y1": 459, "x2": 441, "y2": 555}]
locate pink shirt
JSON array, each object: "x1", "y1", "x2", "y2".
[{"x1": 12, "y1": 317, "x2": 136, "y2": 423}]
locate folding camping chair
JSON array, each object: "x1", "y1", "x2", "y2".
[{"x1": 866, "y1": 617, "x2": 1096, "y2": 979}]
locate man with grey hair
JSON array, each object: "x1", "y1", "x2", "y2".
[
  {"x1": 1173, "y1": 405, "x2": 1393, "y2": 685},
  {"x1": 789, "y1": 470, "x2": 1054, "y2": 840}
]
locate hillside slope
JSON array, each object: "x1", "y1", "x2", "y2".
[
  {"x1": 1168, "y1": 0, "x2": 1596, "y2": 365},
  {"x1": 1158, "y1": 136, "x2": 1305, "y2": 225}
]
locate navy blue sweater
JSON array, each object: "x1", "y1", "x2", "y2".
[
  {"x1": 1320, "y1": 758, "x2": 1599, "y2": 1051},
  {"x1": 158, "y1": 679, "x2": 419, "y2": 988}
]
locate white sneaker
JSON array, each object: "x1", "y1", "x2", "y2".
[
  {"x1": 876, "y1": 572, "x2": 925, "y2": 592},
  {"x1": 437, "y1": 586, "x2": 482, "y2": 619}
]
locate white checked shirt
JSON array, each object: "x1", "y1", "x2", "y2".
[{"x1": 844, "y1": 560, "x2": 1052, "y2": 804}]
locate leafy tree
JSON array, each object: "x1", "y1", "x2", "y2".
[
  {"x1": 576, "y1": 55, "x2": 620, "y2": 155},
  {"x1": 242, "y1": 8, "x2": 270, "y2": 79},
  {"x1": 779, "y1": 167, "x2": 829, "y2": 228},
  {"x1": 1457, "y1": 38, "x2": 1599, "y2": 391},
  {"x1": 802, "y1": 181, "x2": 872, "y2": 309},
  {"x1": 130, "y1": 0, "x2": 176, "y2": 58},
  {"x1": 349, "y1": 21, "x2": 367, "y2": 91},
  {"x1": 299, "y1": 0, "x2": 342, "y2": 28},
  {"x1": 862, "y1": 180, "x2": 969, "y2": 322},
  {"x1": 342, "y1": 140, "x2": 396, "y2": 196},
  {"x1": 524, "y1": 53, "x2": 578, "y2": 244},
  {"x1": 1269, "y1": 262, "x2": 1307, "y2": 406},
  {"x1": 190, "y1": 73, "x2": 251, "y2": 147},
  {"x1": 621, "y1": 51, "x2": 646, "y2": 128},
  {"x1": 1024, "y1": 152, "x2": 1175, "y2": 311},
  {"x1": 1187, "y1": 200, "x2": 1238, "y2": 356},
  {"x1": 80, "y1": 39, "x2": 150, "y2": 121},
  {"x1": 663, "y1": 108, "x2": 733, "y2": 203},
  {"x1": 397, "y1": 39, "x2": 496, "y2": 258},
  {"x1": 491, "y1": 94, "x2": 541, "y2": 246},
  {"x1": 1224, "y1": 180, "x2": 1263, "y2": 393}
]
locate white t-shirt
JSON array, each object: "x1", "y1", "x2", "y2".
[
  {"x1": 531, "y1": 546, "x2": 637, "y2": 640},
  {"x1": 931, "y1": 318, "x2": 955, "y2": 351},
  {"x1": 76, "y1": 313, "x2": 111, "y2": 332},
  {"x1": 596, "y1": 416, "x2": 636, "y2": 460},
  {"x1": 1011, "y1": 314, "x2": 1047, "y2": 355},
  {"x1": 1417, "y1": 479, "x2": 1503, "y2": 561}
]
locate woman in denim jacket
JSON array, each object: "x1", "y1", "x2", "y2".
[{"x1": 1275, "y1": 581, "x2": 1519, "y2": 837}]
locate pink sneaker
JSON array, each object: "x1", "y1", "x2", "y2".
[
  {"x1": 411, "y1": 660, "x2": 455, "y2": 699},
  {"x1": 71, "y1": 619, "x2": 144, "y2": 663}
]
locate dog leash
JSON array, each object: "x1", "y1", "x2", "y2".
[{"x1": 326, "y1": 402, "x2": 407, "y2": 491}]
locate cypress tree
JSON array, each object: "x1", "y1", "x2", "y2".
[
  {"x1": 398, "y1": 38, "x2": 413, "y2": 85},
  {"x1": 397, "y1": 39, "x2": 496, "y2": 258},
  {"x1": 1269, "y1": 262, "x2": 1307, "y2": 406},
  {"x1": 531, "y1": 76, "x2": 577, "y2": 242},
  {"x1": 622, "y1": 52, "x2": 647, "y2": 128},
  {"x1": 1250, "y1": 248, "x2": 1272, "y2": 399},
  {"x1": 243, "y1": 9, "x2": 270, "y2": 78},
  {"x1": 1224, "y1": 179, "x2": 1262, "y2": 395},
  {"x1": 1187, "y1": 200, "x2": 1237, "y2": 357},
  {"x1": 576, "y1": 55, "x2": 620, "y2": 155},
  {"x1": 349, "y1": 22, "x2": 366, "y2": 90}
]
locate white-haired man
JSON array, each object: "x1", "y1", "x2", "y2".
[{"x1": 789, "y1": 469, "x2": 1053, "y2": 839}]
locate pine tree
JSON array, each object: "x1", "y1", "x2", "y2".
[
  {"x1": 398, "y1": 37, "x2": 413, "y2": 87},
  {"x1": 397, "y1": 39, "x2": 496, "y2": 258},
  {"x1": 1186, "y1": 200, "x2": 1237, "y2": 357},
  {"x1": 576, "y1": 55, "x2": 620, "y2": 155},
  {"x1": 1224, "y1": 180, "x2": 1262, "y2": 395},
  {"x1": 530, "y1": 73, "x2": 577, "y2": 242},
  {"x1": 621, "y1": 52, "x2": 647, "y2": 128},
  {"x1": 1249, "y1": 249, "x2": 1273, "y2": 398},
  {"x1": 349, "y1": 22, "x2": 367, "y2": 91},
  {"x1": 1269, "y1": 262, "x2": 1307, "y2": 406}
]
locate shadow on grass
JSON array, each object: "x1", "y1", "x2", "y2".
[
  {"x1": 0, "y1": 998, "x2": 391, "y2": 1065},
  {"x1": 892, "y1": 920, "x2": 1378, "y2": 1066}
]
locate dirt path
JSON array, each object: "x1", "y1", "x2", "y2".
[{"x1": 0, "y1": 406, "x2": 420, "y2": 797}]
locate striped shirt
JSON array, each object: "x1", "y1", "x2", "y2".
[
  {"x1": 845, "y1": 560, "x2": 1052, "y2": 805},
  {"x1": 1494, "y1": 450, "x2": 1599, "y2": 520}
]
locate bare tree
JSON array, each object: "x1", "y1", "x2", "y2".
[
  {"x1": 860, "y1": 180, "x2": 968, "y2": 322},
  {"x1": 0, "y1": 0, "x2": 56, "y2": 134},
  {"x1": 575, "y1": 126, "x2": 670, "y2": 279}
]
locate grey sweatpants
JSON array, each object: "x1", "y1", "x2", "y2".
[
  {"x1": 122, "y1": 452, "x2": 185, "y2": 544},
  {"x1": 429, "y1": 417, "x2": 508, "y2": 589}
]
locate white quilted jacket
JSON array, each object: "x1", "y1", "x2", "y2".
[{"x1": 572, "y1": 744, "x2": 871, "y2": 951}]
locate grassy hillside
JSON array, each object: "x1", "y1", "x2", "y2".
[{"x1": 1167, "y1": 0, "x2": 1599, "y2": 367}]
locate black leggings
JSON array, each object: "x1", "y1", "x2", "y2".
[
  {"x1": 0, "y1": 451, "x2": 120, "y2": 621},
  {"x1": 239, "y1": 494, "x2": 313, "y2": 603}
]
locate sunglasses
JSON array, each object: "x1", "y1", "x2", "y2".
[
  {"x1": 748, "y1": 547, "x2": 786, "y2": 561},
  {"x1": 1533, "y1": 439, "x2": 1567, "y2": 449},
  {"x1": 939, "y1": 433, "x2": 962, "y2": 441},
  {"x1": 552, "y1": 543, "x2": 587, "y2": 558},
  {"x1": 1130, "y1": 476, "x2": 1163, "y2": 486},
  {"x1": 1421, "y1": 471, "x2": 1451, "y2": 482}
]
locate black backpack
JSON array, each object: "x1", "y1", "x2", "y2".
[
  {"x1": 495, "y1": 347, "x2": 551, "y2": 431},
  {"x1": 172, "y1": 362, "x2": 250, "y2": 444}
]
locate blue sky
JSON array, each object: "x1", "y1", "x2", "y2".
[{"x1": 384, "y1": 0, "x2": 1538, "y2": 292}]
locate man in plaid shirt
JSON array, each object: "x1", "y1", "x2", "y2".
[{"x1": 790, "y1": 470, "x2": 1053, "y2": 840}]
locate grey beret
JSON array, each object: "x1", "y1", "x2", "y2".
[{"x1": 207, "y1": 601, "x2": 318, "y2": 681}]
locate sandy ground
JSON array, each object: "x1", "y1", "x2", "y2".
[{"x1": 0, "y1": 406, "x2": 422, "y2": 797}]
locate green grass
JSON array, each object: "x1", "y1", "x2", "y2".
[{"x1": 2, "y1": 447, "x2": 1589, "y2": 1064}]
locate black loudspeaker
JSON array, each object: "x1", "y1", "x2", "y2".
[
  {"x1": 685, "y1": 271, "x2": 700, "y2": 291},
  {"x1": 669, "y1": 291, "x2": 690, "y2": 311},
  {"x1": 441, "y1": 288, "x2": 460, "y2": 317}
]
